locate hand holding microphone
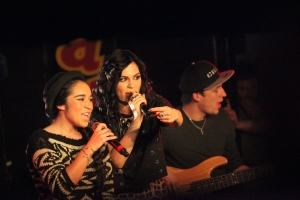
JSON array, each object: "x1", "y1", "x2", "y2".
[
  {"x1": 129, "y1": 92, "x2": 155, "y2": 118},
  {"x1": 92, "y1": 122, "x2": 129, "y2": 157}
]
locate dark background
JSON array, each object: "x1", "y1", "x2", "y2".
[{"x1": 0, "y1": 1, "x2": 300, "y2": 199}]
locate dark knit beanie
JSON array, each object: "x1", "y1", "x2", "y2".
[{"x1": 43, "y1": 71, "x2": 85, "y2": 118}]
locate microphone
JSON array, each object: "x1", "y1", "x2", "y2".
[
  {"x1": 130, "y1": 92, "x2": 155, "y2": 118},
  {"x1": 92, "y1": 122, "x2": 129, "y2": 157},
  {"x1": 140, "y1": 102, "x2": 155, "y2": 118}
]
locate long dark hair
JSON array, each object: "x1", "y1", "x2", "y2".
[{"x1": 93, "y1": 49, "x2": 153, "y2": 120}]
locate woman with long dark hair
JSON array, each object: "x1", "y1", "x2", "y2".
[{"x1": 91, "y1": 49, "x2": 183, "y2": 199}]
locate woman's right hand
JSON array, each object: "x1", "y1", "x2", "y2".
[
  {"x1": 87, "y1": 122, "x2": 117, "y2": 151},
  {"x1": 128, "y1": 92, "x2": 147, "y2": 120}
]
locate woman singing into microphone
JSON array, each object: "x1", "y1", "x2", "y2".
[
  {"x1": 90, "y1": 49, "x2": 183, "y2": 199},
  {"x1": 26, "y1": 71, "x2": 117, "y2": 200}
]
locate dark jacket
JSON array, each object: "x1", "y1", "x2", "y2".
[{"x1": 90, "y1": 91, "x2": 171, "y2": 193}]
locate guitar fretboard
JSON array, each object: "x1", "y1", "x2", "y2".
[{"x1": 191, "y1": 165, "x2": 273, "y2": 195}]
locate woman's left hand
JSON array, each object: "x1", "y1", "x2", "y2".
[{"x1": 150, "y1": 106, "x2": 182, "y2": 125}]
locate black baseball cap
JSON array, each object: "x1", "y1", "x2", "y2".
[{"x1": 179, "y1": 60, "x2": 234, "y2": 93}]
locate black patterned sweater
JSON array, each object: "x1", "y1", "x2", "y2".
[{"x1": 26, "y1": 129, "x2": 115, "y2": 200}]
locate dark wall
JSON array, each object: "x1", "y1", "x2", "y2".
[
  {"x1": 0, "y1": 45, "x2": 49, "y2": 198},
  {"x1": 233, "y1": 32, "x2": 300, "y2": 176}
]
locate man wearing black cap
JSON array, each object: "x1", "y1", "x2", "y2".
[{"x1": 162, "y1": 60, "x2": 249, "y2": 198}]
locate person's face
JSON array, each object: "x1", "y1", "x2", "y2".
[
  {"x1": 62, "y1": 81, "x2": 93, "y2": 128},
  {"x1": 116, "y1": 62, "x2": 142, "y2": 102},
  {"x1": 237, "y1": 77, "x2": 258, "y2": 103},
  {"x1": 198, "y1": 85, "x2": 227, "y2": 115}
]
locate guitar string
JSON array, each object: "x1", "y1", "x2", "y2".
[{"x1": 178, "y1": 164, "x2": 272, "y2": 195}]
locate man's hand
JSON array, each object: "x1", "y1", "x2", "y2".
[
  {"x1": 164, "y1": 169, "x2": 180, "y2": 199},
  {"x1": 234, "y1": 165, "x2": 249, "y2": 172}
]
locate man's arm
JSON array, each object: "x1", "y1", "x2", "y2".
[{"x1": 234, "y1": 165, "x2": 249, "y2": 171}]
